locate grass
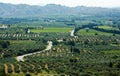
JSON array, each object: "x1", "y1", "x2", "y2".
[
  {"x1": 77, "y1": 28, "x2": 113, "y2": 36},
  {"x1": 9, "y1": 40, "x2": 36, "y2": 48},
  {"x1": 10, "y1": 40, "x2": 35, "y2": 44},
  {"x1": 103, "y1": 50, "x2": 120, "y2": 54},
  {"x1": 8, "y1": 70, "x2": 59, "y2": 76},
  {"x1": 97, "y1": 26, "x2": 119, "y2": 30},
  {"x1": 8, "y1": 40, "x2": 38, "y2": 50},
  {"x1": 31, "y1": 28, "x2": 73, "y2": 33}
]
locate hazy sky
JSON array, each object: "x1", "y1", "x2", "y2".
[{"x1": 0, "y1": 0, "x2": 120, "y2": 7}]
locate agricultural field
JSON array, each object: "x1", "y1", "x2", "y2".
[
  {"x1": 97, "y1": 25, "x2": 120, "y2": 30},
  {"x1": 30, "y1": 28, "x2": 73, "y2": 33},
  {"x1": 0, "y1": 40, "x2": 46, "y2": 58},
  {"x1": 0, "y1": 17, "x2": 120, "y2": 76},
  {"x1": 8, "y1": 40, "x2": 45, "y2": 51},
  {"x1": 76, "y1": 28, "x2": 114, "y2": 36},
  {"x1": 1, "y1": 2, "x2": 120, "y2": 76},
  {"x1": 103, "y1": 50, "x2": 120, "y2": 54}
]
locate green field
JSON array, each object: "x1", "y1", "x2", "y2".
[
  {"x1": 8, "y1": 40, "x2": 45, "y2": 51},
  {"x1": 9, "y1": 40, "x2": 36, "y2": 50},
  {"x1": 103, "y1": 50, "x2": 120, "y2": 54},
  {"x1": 1, "y1": 16, "x2": 120, "y2": 76},
  {"x1": 77, "y1": 28, "x2": 113, "y2": 36},
  {"x1": 8, "y1": 71, "x2": 58, "y2": 76},
  {"x1": 31, "y1": 28, "x2": 73, "y2": 33},
  {"x1": 97, "y1": 26, "x2": 119, "y2": 30},
  {"x1": 10, "y1": 40, "x2": 35, "y2": 44}
]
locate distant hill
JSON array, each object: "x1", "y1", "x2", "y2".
[{"x1": 0, "y1": 3, "x2": 120, "y2": 18}]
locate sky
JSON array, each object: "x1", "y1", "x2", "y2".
[{"x1": 0, "y1": 0, "x2": 120, "y2": 8}]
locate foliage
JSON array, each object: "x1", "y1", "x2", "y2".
[{"x1": 0, "y1": 16, "x2": 120, "y2": 76}]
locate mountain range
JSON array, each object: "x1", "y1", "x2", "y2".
[{"x1": 0, "y1": 3, "x2": 120, "y2": 18}]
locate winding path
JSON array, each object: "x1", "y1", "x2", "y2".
[
  {"x1": 70, "y1": 29, "x2": 75, "y2": 36},
  {"x1": 16, "y1": 28, "x2": 76, "y2": 62},
  {"x1": 16, "y1": 41, "x2": 53, "y2": 62},
  {"x1": 70, "y1": 29, "x2": 78, "y2": 38}
]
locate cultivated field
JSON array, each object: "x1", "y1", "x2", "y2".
[
  {"x1": 97, "y1": 25, "x2": 119, "y2": 30},
  {"x1": 76, "y1": 28, "x2": 114, "y2": 36},
  {"x1": 31, "y1": 28, "x2": 73, "y2": 33},
  {"x1": 0, "y1": 17, "x2": 120, "y2": 76}
]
